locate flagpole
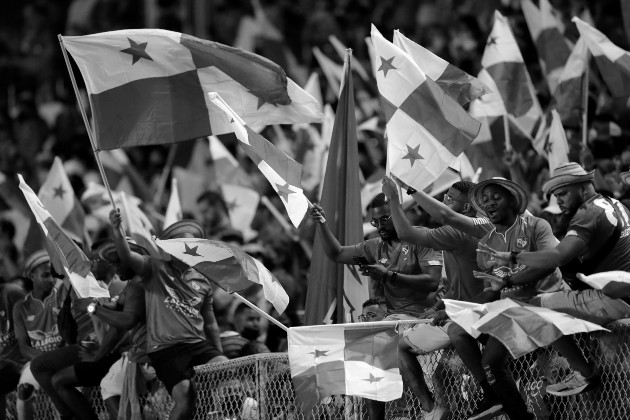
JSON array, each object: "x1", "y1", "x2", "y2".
[
  {"x1": 261, "y1": 195, "x2": 312, "y2": 258},
  {"x1": 503, "y1": 114, "x2": 511, "y2": 151},
  {"x1": 153, "y1": 143, "x2": 179, "y2": 207},
  {"x1": 581, "y1": 51, "x2": 590, "y2": 147},
  {"x1": 232, "y1": 291, "x2": 288, "y2": 332},
  {"x1": 57, "y1": 35, "x2": 119, "y2": 212}
]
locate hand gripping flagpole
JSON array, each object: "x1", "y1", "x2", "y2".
[{"x1": 57, "y1": 35, "x2": 123, "y2": 231}]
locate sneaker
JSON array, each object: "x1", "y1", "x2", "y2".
[
  {"x1": 425, "y1": 405, "x2": 448, "y2": 420},
  {"x1": 467, "y1": 397, "x2": 504, "y2": 420},
  {"x1": 546, "y1": 370, "x2": 601, "y2": 397}
]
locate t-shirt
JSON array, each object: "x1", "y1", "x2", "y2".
[
  {"x1": 565, "y1": 194, "x2": 630, "y2": 273},
  {"x1": 477, "y1": 215, "x2": 568, "y2": 303},
  {"x1": 357, "y1": 238, "x2": 443, "y2": 316},
  {"x1": 141, "y1": 257, "x2": 217, "y2": 353},
  {"x1": 13, "y1": 287, "x2": 64, "y2": 353},
  {"x1": 119, "y1": 279, "x2": 148, "y2": 363},
  {"x1": 0, "y1": 283, "x2": 25, "y2": 362}
]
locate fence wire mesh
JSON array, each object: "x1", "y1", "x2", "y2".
[{"x1": 4, "y1": 322, "x2": 630, "y2": 419}]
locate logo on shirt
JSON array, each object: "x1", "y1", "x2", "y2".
[
  {"x1": 401, "y1": 245, "x2": 409, "y2": 255},
  {"x1": 516, "y1": 237, "x2": 528, "y2": 248},
  {"x1": 191, "y1": 281, "x2": 201, "y2": 291},
  {"x1": 379, "y1": 258, "x2": 388, "y2": 264},
  {"x1": 163, "y1": 284, "x2": 202, "y2": 320},
  {"x1": 27, "y1": 315, "x2": 35, "y2": 322}
]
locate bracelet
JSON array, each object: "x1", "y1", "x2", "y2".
[
  {"x1": 406, "y1": 187, "x2": 417, "y2": 195},
  {"x1": 510, "y1": 251, "x2": 520, "y2": 264}
]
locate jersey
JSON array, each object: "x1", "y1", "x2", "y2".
[
  {"x1": 0, "y1": 283, "x2": 25, "y2": 362},
  {"x1": 13, "y1": 287, "x2": 64, "y2": 353},
  {"x1": 141, "y1": 256, "x2": 216, "y2": 353},
  {"x1": 477, "y1": 215, "x2": 568, "y2": 303},
  {"x1": 358, "y1": 238, "x2": 443, "y2": 316}
]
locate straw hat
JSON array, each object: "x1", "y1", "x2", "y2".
[
  {"x1": 97, "y1": 238, "x2": 148, "y2": 262},
  {"x1": 469, "y1": 177, "x2": 528, "y2": 215},
  {"x1": 158, "y1": 220, "x2": 205, "y2": 240},
  {"x1": 23, "y1": 250, "x2": 50, "y2": 277},
  {"x1": 542, "y1": 162, "x2": 595, "y2": 194}
]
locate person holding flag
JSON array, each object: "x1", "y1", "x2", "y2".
[{"x1": 109, "y1": 211, "x2": 227, "y2": 420}]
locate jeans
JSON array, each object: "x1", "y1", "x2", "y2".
[{"x1": 30, "y1": 345, "x2": 80, "y2": 418}]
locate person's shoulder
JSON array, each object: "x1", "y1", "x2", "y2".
[{"x1": 2, "y1": 282, "x2": 25, "y2": 297}]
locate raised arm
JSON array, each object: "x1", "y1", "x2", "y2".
[
  {"x1": 310, "y1": 204, "x2": 360, "y2": 264},
  {"x1": 201, "y1": 292, "x2": 223, "y2": 353},
  {"x1": 381, "y1": 177, "x2": 432, "y2": 245},
  {"x1": 109, "y1": 209, "x2": 146, "y2": 275}
]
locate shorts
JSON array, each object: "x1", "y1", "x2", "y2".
[
  {"x1": 384, "y1": 313, "x2": 423, "y2": 332},
  {"x1": 74, "y1": 352, "x2": 121, "y2": 386},
  {"x1": 18, "y1": 362, "x2": 40, "y2": 390},
  {"x1": 402, "y1": 321, "x2": 452, "y2": 355},
  {"x1": 149, "y1": 341, "x2": 222, "y2": 394},
  {"x1": 533, "y1": 289, "x2": 630, "y2": 326}
]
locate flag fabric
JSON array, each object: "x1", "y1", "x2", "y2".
[
  {"x1": 328, "y1": 35, "x2": 370, "y2": 81},
  {"x1": 393, "y1": 29, "x2": 491, "y2": 106},
  {"x1": 119, "y1": 191, "x2": 160, "y2": 256},
  {"x1": 209, "y1": 93, "x2": 309, "y2": 228},
  {"x1": 521, "y1": 0, "x2": 571, "y2": 93},
  {"x1": 371, "y1": 25, "x2": 480, "y2": 191},
  {"x1": 220, "y1": 184, "x2": 260, "y2": 241},
  {"x1": 288, "y1": 322, "x2": 403, "y2": 417},
  {"x1": 532, "y1": 109, "x2": 570, "y2": 174},
  {"x1": 154, "y1": 237, "x2": 289, "y2": 314},
  {"x1": 573, "y1": 17, "x2": 630, "y2": 97},
  {"x1": 312, "y1": 46, "x2": 343, "y2": 98},
  {"x1": 444, "y1": 298, "x2": 606, "y2": 358},
  {"x1": 575, "y1": 271, "x2": 630, "y2": 297},
  {"x1": 305, "y1": 52, "x2": 370, "y2": 325},
  {"x1": 481, "y1": 11, "x2": 542, "y2": 134},
  {"x1": 61, "y1": 29, "x2": 321, "y2": 150},
  {"x1": 163, "y1": 177, "x2": 182, "y2": 229},
  {"x1": 19, "y1": 175, "x2": 109, "y2": 299},
  {"x1": 172, "y1": 167, "x2": 207, "y2": 218},
  {"x1": 553, "y1": 37, "x2": 589, "y2": 127},
  {"x1": 208, "y1": 136, "x2": 253, "y2": 189},
  {"x1": 303, "y1": 72, "x2": 323, "y2": 107},
  {"x1": 38, "y1": 157, "x2": 85, "y2": 244}
]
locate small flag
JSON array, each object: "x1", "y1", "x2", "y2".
[
  {"x1": 288, "y1": 322, "x2": 403, "y2": 417},
  {"x1": 328, "y1": 35, "x2": 370, "y2": 81},
  {"x1": 312, "y1": 46, "x2": 343, "y2": 98},
  {"x1": 220, "y1": 184, "x2": 260, "y2": 241},
  {"x1": 154, "y1": 237, "x2": 289, "y2": 314},
  {"x1": 163, "y1": 177, "x2": 183, "y2": 229},
  {"x1": 393, "y1": 29, "x2": 491, "y2": 105},
  {"x1": 208, "y1": 136, "x2": 253, "y2": 189},
  {"x1": 573, "y1": 17, "x2": 630, "y2": 97},
  {"x1": 209, "y1": 93, "x2": 309, "y2": 228},
  {"x1": 61, "y1": 29, "x2": 321, "y2": 149},
  {"x1": 553, "y1": 37, "x2": 589, "y2": 127},
  {"x1": 532, "y1": 109, "x2": 569, "y2": 174}
]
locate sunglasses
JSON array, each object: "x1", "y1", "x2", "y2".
[
  {"x1": 358, "y1": 312, "x2": 384, "y2": 322},
  {"x1": 370, "y1": 215, "x2": 392, "y2": 227}
]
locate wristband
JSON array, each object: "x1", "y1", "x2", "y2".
[
  {"x1": 406, "y1": 187, "x2": 417, "y2": 195},
  {"x1": 510, "y1": 251, "x2": 520, "y2": 264}
]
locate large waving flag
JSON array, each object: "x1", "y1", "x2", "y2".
[
  {"x1": 60, "y1": 29, "x2": 321, "y2": 150},
  {"x1": 521, "y1": 0, "x2": 571, "y2": 93},
  {"x1": 288, "y1": 322, "x2": 402, "y2": 417},
  {"x1": 482, "y1": 11, "x2": 542, "y2": 134},
  {"x1": 209, "y1": 93, "x2": 309, "y2": 228},
  {"x1": 38, "y1": 157, "x2": 86, "y2": 243},
  {"x1": 305, "y1": 51, "x2": 370, "y2": 325},
  {"x1": 371, "y1": 25, "x2": 480, "y2": 191},
  {"x1": 532, "y1": 109, "x2": 570, "y2": 174},
  {"x1": 553, "y1": 37, "x2": 589, "y2": 127},
  {"x1": 573, "y1": 17, "x2": 630, "y2": 97},
  {"x1": 154, "y1": 237, "x2": 289, "y2": 314},
  {"x1": 19, "y1": 175, "x2": 109, "y2": 298},
  {"x1": 393, "y1": 30, "x2": 491, "y2": 106}
]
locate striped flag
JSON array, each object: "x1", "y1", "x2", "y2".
[
  {"x1": 521, "y1": 0, "x2": 571, "y2": 93},
  {"x1": 371, "y1": 25, "x2": 480, "y2": 191},
  {"x1": 19, "y1": 175, "x2": 109, "y2": 299},
  {"x1": 553, "y1": 37, "x2": 589, "y2": 127},
  {"x1": 532, "y1": 109, "x2": 570, "y2": 174},
  {"x1": 154, "y1": 237, "x2": 289, "y2": 314},
  {"x1": 163, "y1": 177, "x2": 182, "y2": 229},
  {"x1": 220, "y1": 184, "x2": 260, "y2": 241},
  {"x1": 482, "y1": 11, "x2": 542, "y2": 134},
  {"x1": 573, "y1": 17, "x2": 630, "y2": 97},
  {"x1": 38, "y1": 157, "x2": 86, "y2": 244},
  {"x1": 61, "y1": 29, "x2": 321, "y2": 150},
  {"x1": 393, "y1": 29, "x2": 491, "y2": 106},
  {"x1": 209, "y1": 93, "x2": 309, "y2": 228},
  {"x1": 288, "y1": 322, "x2": 402, "y2": 417}
]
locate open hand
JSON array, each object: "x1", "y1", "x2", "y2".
[
  {"x1": 473, "y1": 270, "x2": 505, "y2": 291},
  {"x1": 381, "y1": 176, "x2": 400, "y2": 203},
  {"x1": 476, "y1": 243, "x2": 511, "y2": 265}
]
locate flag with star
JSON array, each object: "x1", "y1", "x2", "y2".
[
  {"x1": 209, "y1": 93, "x2": 309, "y2": 228},
  {"x1": 370, "y1": 25, "x2": 480, "y2": 191},
  {"x1": 208, "y1": 136, "x2": 253, "y2": 189},
  {"x1": 288, "y1": 322, "x2": 402, "y2": 417},
  {"x1": 481, "y1": 11, "x2": 542, "y2": 134},
  {"x1": 38, "y1": 157, "x2": 86, "y2": 244},
  {"x1": 532, "y1": 109, "x2": 569, "y2": 174},
  {"x1": 521, "y1": 0, "x2": 571, "y2": 94},
  {"x1": 220, "y1": 184, "x2": 260, "y2": 241},
  {"x1": 393, "y1": 29, "x2": 491, "y2": 106},
  {"x1": 552, "y1": 37, "x2": 589, "y2": 127},
  {"x1": 154, "y1": 237, "x2": 289, "y2": 314},
  {"x1": 163, "y1": 177, "x2": 182, "y2": 229},
  {"x1": 573, "y1": 17, "x2": 630, "y2": 97},
  {"x1": 18, "y1": 175, "x2": 109, "y2": 299},
  {"x1": 60, "y1": 29, "x2": 322, "y2": 150}
]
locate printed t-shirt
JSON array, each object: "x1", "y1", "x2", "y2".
[
  {"x1": 0, "y1": 283, "x2": 26, "y2": 362},
  {"x1": 13, "y1": 286, "x2": 64, "y2": 353}
]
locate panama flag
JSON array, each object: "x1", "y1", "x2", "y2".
[
  {"x1": 19, "y1": 175, "x2": 109, "y2": 299},
  {"x1": 521, "y1": 0, "x2": 571, "y2": 93},
  {"x1": 163, "y1": 177, "x2": 182, "y2": 229},
  {"x1": 370, "y1": 25, "x2": 480, "y2": 191},
  {"x1": 312, "y1": 46, "x2": 343, "y2": 97},
  {"x1": 532, "y1": 109, "x2": 570, "y2": 174},
  {"x1": 220, "y1": 184, "x2": 260, "y2": 241},
  {"x1": 38, "y1": 157, "x2": 85, "y2": 243},
  {"x1": 288, "y1": 322, "x2": 402, "y2": 417},
  {"x1": 482, "y1": 11, "x2": 542, "y2": 134},
  {"x1": 207, "y1": 136, "x2": 253, "y2": 189},
  {"x1": 328, "y1": 35, "x2": 370, "y2": 82},
  {"x1": 553, "y1": 37, "x2": 589, "y2": 127},
  {"x1": 61, "y1": 29, "x2": 322, "y2": 150},
  {"x1": 393, "y1": 29, "x2": 491, "y2": 106},
  {"x1": 573, "y1": 17, "x2": 630, "y2": 97},
  {"x1": 209, "y1": 93, "x2": 309, "y2": 228},
  {"x1": 154, "y1": 237, "x2": 289, "y2": 314}
]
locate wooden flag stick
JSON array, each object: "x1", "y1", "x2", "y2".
[{"x1": 232, "y1": 291, "x2": 288, "y2": 332}]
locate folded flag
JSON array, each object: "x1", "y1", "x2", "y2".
[
  {"x1": 19, "y1": 175, "x2": 109, "y2": 299},
  {"x1": 573, "y1": 17, "x2": 630, "y2": 97},
  {"x1": 163, "y1": 177, "x2": 183, "y2": 229},
  {"x1": 60, "y1": 29, "x2": 321, "y2": 149},
  {"x1": 288, "y1": 322, "x2": 403, "y2": 417},
  {"x1": 553, "y1": 37, "x2": 589, "y2": 127},
  {"x1": 576, "y1": 271, "x2": 630, "y2": 297},
  {"x1": 393, "y1": 29, "x2": 491, "y2": 106},
  {"x1": 209, "y1": 93, "x2": 309, "y2": 228},
  {"x1": 154, "y1": 237, "x2": 289, "y2": 314},
  {"x1": 371, "y1": 25, "x2": 480, "y2": 192},
  {"x1": 444, "y1": 298, "x2": 606, "y2": 358}
]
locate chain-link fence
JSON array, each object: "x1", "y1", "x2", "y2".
[{"x1": 5, "y1": 321, "x2": 630, "y2": 419}]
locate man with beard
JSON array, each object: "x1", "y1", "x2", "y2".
[
  {"x1": 310, "y1": 193, "x2": 443, "y2": 420},
  {"x1": 479, "y1": 163, "x2": 630, "y2": 397}
]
